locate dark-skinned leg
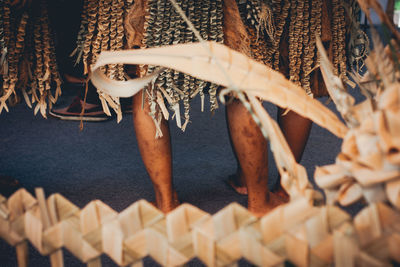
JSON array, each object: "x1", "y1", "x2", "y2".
[
  {"x1": 225, "y1": 105, "x2": 247, "y2": 195},
  {"x1": 132, "y1": 91, "x2": 178, "y2": 213},
  {"x1": 226, "y1": 99, "x2": 283, "y2": 216},
  {"x1": 274, "y1": 108, "x2": 313, "y2": 199}
]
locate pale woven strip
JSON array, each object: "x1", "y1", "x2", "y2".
[
  {"x1": 1, "y1": 190, "x2": 399, "y2": 266},
  {"x1": 90, "y1": 42, "x2": 348, "y2": 138}
]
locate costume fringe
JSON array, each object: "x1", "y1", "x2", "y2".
[
  {"x1": 0, "y1": 0, "x2": 62, "y2": 117},
  {"x1": 71, "y1": 0, "x2": 134, "y2": 122},
  {"x1": 142, "y1": 0, "x2": 224, "y2": 132},
  {"x1": 237, "y1": 0, "x2": 367, "y2": 96}
]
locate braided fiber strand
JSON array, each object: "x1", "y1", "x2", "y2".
[
  {"x1": 181, "y1": 0, "x2": 193, "y2": 128},
  {"x1": 170, "y1": 0, "x2": 184, "y2": 105},
  {"x1": 158, "y1": 0, "x2": 172, "y2": 102},
  {"x1": 48, "y1": 30, "x2": 62, "y2": 103},
  {"x1": 237, "y1": 1, "x2": 274, "y2": 66},
  {"x1": 332, "y1": 0, "x2": 341, "y2": 76},
  {"x1": 272, "y1": 0, "x2": 290, "y2": 70},
  {"x1": 29, "y1": 19, "x2": 41, "y2": 104},
  {"x1": 0, "y1": 0, "x2": 62, "y2": 116},
  {"x1": 99, "y1": 0, "x2": 112, "y2": 75},
  {"x1": 91, "y1": 0, "x2": 107, "y2": 66},
  {"x1": 0, "y1": 0, "x2": 7, "y2": 75},
  {"x1": 107, "y1": 0, "x2": 120, "y2": 79},
  {"x1": 41, "y1": 1, "x2": 61, "y2": 109},
  {"x1": 144, "y1": 0, "x2": 168, "y2": 128},
  {"x1": 142, "y1": 0, "x2": 156, "y2": 124},
  {"x1": 0, "y1": 1, "x2": 12, "y2": 107},
  {"x1": 172, "y1": 0, "x2": 187, "y2": 124},
  {"x1": 13, "y1": 13, "x2": 29, "y2": 79},
  {"x1": 208, "y1": 0, "x2": 222, "y2": 112},
  {"x1": 82, "y1": 0, "x2": 98, "y2": 74},
  {"x1": 0, "y1": 8, "x2": 27, "y2": 111},
  {"x1": 2, "y1": 0, "x2": 11, "y2": 76},
  {"x1": 198, "y1": 0, "x2": 210, "y2": 112},
  {"x1": 70, "y1": 0, "x2": 89, "y2": 65},
  {"x1": 18, "y1": 17, "x2": 34, "y2": 105},
  {"x1": 239, "y1": 0, "x2": 353, "y2": 96},
  {"x1": 287, "y1": 0, "x2": 303, "y2": 86},
  {"x1": 32, "y1": 3, "x2": 51, "y2": 117},
  {"x1": 154, "y1": 0, "x2": 170, "y2": 93},
  {"x1": 74, "y1": 0, "x2": 134, "y2": 120},
  {"x1": 6, "y1": 16, "x2": 20, "y2": 107},
  {"x1": 310, "y1": 0, "x2": 322, "y2": 64},
  {"x1": 346, "y1": 1, "x2": 369, "y2": 73},
  {"x1": 244, "y1": 0, "x2": 261, "y2": 30},
  {"x1": 14, "y1": 12, "x2": 29, "y2": 104},
  {"x1": 142, "y1": 0, "x2": 224, "y2": 132},
  {"x1": 300, "y1": 0, "x2": 312, "y2": 95},
  {"x1": 172, "y1": 0, "x2": 185, "y2": 106},
  {"x1": 41, "y1": 2, "x2": 53, "y2": 104},
  {"x1": 113, "y1": 0, "x2": 126, "y2": 81},
  {"x1": 36, "y1": 9, "x2": 46, "y2": 98},
  {"x1": 192, "y1": 0, "x2": 206, "y2": 108},
  {"x1": 337, "y1": 1, "x2": 347, "y2": 79},
  {"x1": 215, "y1": 0, "x2": 224, "y2": 43}
]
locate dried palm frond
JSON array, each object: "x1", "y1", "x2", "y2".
[
  {"x1": 315, "y1": 2, "x2": 400, "y2": 210},
  {"x1": 89, "y1": 39, "x2": 353, "y2": 199},
  {"x1": 248, "y1": 95, "x2": 313, "y2": 199},
  {"x1": 357, "y1": 0, "x2": 400, "y2": 45},
  {"x1": 91, "y1": 42, "x2": 348, "y2": 138},
  {"x1": 316, "y1": 37, "x2": 359, "y2": 128}
]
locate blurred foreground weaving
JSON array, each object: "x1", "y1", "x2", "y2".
[{"x1": 0, "y1": 189, "x2": 399, "y2": 267}]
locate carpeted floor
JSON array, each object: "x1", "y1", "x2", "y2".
[{"x1": 0, "y1": 85, "x2": 366, "y2": 266}]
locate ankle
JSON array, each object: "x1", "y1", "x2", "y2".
[{"x1": 154, "y1": 188, "x2": 179, "y2": 213}]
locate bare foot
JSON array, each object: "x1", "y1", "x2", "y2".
[
  {"x1": 272, "y1": 182, "x2": 290, "y2": 203},
  {"x1": 248, "y1": 191, "x2": 287, "y2": 217},
  {"x1": 226, "y1": 173, "x2": 248, "y2": 195}
]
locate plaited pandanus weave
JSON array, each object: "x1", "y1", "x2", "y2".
[
  {"x1": 140, "y1": 0, "x2": 224, "y2": 132},
  {"x1": 314, "y1": 24, "x2": 400, "y2": 210},
  {"x1": 237, "y1": 0, "x2": 357, "y2": 96},
  {"x1": 0, "y1": 0, "x2": 62, "y2": 117},
  {"x1": 1, "y1": 189, "x2": 400, "y2": 266}
]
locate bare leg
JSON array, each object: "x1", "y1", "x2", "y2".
[
  {"x1": 225, "y1": 106, "x2": 247, "y2": 195},
  {"x1": 132, "y1": 91, "x2": 178, "y2": 213},
  {"x1": 226, "y1": 99, "x2": 283, "y2": 216},
  {"x1": 275, "y1": 108, "x2": 313, "y2": 199}
]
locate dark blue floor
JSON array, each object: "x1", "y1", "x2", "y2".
[
  {"x1": 0, "y1": 91, "x2": 348, "y2": 266},
  {"x1": 0, "y1": 87, "x2": 359, "y2": 266}
]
